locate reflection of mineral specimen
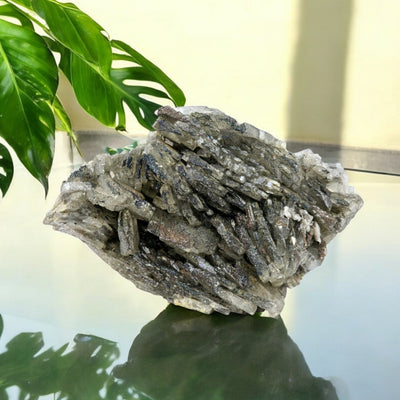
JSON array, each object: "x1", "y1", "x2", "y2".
[
  {"x1": 44, "y1": 106, "x2": 363, "y2": 316},
  {"x1": 113, "y1": 305, "x2": 339, "y2": 400}
]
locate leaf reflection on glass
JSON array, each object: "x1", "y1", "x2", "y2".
[
  {"x1": 0, "y1": 309, "x2": 338, "y2": 400},
  {"x1": 0, "y1": 319, "x2": 120, "y2": 400}
]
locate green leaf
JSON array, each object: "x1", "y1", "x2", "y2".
[
  {"x1": 66, "y1": 50, "x2": 121, "y2": 127},
  {"x1": 112, "y1": 40, "x2": 186, "y2": 107},
  {"x1": 106, "y1": 140, "x2": 138, "y2": 155},
  {"x1": 57, "y1": 39, "x2": 186, "y2": 131},
  {"x1": 6, "y1": 332, "x2": 44, "y2": 358},
  {"x1": 52, "y1": 96, "x2": 81, "y2": 155},
  {"x1": 0, "y1": 143, "x2": 13, "y2": 197},
  {"x1": 34, "y1": 1, "x2": 185, "y2": 132},
  {"x1": 6, "y1": 1, "x2": 33, "y2": 9},
  {"x1": 31, "y1": 0, "x2": 112, "y2": 73},
  {"x1": 70, "y1": 49, "x2": 163, "y2": 130},
  {"x1": 0, "y1": 18, "x2": 57, "y2": 193},
  {"x1": 0, "y1": 3, "x2": 34, "y2": 29},
  {"x1": 0, "y1": 315, "x2": 3, "y2": 338}
]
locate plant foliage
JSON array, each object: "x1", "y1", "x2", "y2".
[
  {"x1": 106, "y1": 139, "x2": 138, "y2": 155},
  {"x1": 0, "y1": 314, "x2": 153, "y2": 399},
  {"x1": 0, "y1": 315, "x2": 123, "y2": 399},
  {"x1": 0, "y1": 0, "x2": 185, "y2": 198},
  {"x1": 0, "y1": 144, "x2": 13, "y2": 197}
]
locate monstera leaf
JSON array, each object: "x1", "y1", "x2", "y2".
[
  {"x1": 0, "y1": 317, "x2": 122, "y2": 399},
  {"x1": 31, "y1": 0, "x2": 112, "y2": 73},
  {"x1": 0, "y1": 144, "x2": 13, "y2": 197},
  {"x1": 55, "y1": 37, "x2": 185, "y2": 131},
  {"x1": 0, "y1": 0, "x2": 185, "y2": 198},
  {"x1": 0, "y1": 18, "x2": 57, "y2": 194}
]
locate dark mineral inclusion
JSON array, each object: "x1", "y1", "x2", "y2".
[{"x1": 44, "y1": 106, "x2": 363, "y2": 316}]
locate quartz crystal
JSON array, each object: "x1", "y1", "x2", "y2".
[{"x1": 44, "y1": 106, "x2": 363, "y2": 316}]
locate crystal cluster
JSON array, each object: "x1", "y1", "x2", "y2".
[{"x1": 44, "y1": 106, "x2": 363, "y2": 316}]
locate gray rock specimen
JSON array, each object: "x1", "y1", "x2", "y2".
[{"x1": 44, "y1": 106, "x2": 363, "y2": 316}]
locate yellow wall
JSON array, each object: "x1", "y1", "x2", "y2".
[{"x1": 62, "y1": 0, "x2": 400, "y2": 150}]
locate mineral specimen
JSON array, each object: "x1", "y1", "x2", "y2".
[{"x1": 44, "y1": 106, "x2": 363, "y2": 316}]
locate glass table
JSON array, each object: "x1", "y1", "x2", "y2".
[{"x1": 1, "y1": 135, "x2": 399, "y2": 399}]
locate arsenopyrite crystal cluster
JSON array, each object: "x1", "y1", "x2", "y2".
[{"x1": 44, "y1": 106, "x2": 363, "y2": 316}]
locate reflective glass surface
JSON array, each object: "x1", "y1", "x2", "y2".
[{"x1": 1, "y1": 136, "x2": 399, "y2": 399}]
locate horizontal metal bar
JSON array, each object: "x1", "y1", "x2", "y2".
[{"x1": 286, "y1": 141, "x2": 400, "y2": 176}]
